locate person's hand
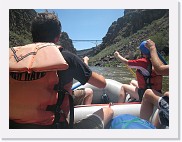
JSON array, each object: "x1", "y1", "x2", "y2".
[
  {"x1": 114, "y1": 51, "x2": 120, "y2": 58},
  {"x1": 83, "y1": 56, "x2": 89, "y2": 65},
  {"x1": 145, "y1": 39, "x2": 156, "y2": 49},
  {"x1": 83, "y1": 56, "x2": 89, "y2": 61}
]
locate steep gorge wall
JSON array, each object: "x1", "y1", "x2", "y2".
[{"x1": 9, "y1": 9, "x2": 76, "y2": 54}]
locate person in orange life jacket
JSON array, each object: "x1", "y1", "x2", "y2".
[
  {"x1": 140, "y1": 39, "x2": 169, "y2": 128},
  {"x1": 72, "y1": 56, "x2": 94, "y2": 105},
  {"x1": 114, "y1": 41, "x2": 163, "y2": 103},
  {"x1": 9, "y1": 12, "x2": 113, "y2": 129}
]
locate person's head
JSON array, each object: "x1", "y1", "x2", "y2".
[
  {"x1": 31, "y1": 12, "x2": 61, "y2": 43},
  {"x1": 138, "y1": 41, "x2": 150, "y2": 58}
]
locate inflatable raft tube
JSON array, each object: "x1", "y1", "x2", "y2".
[
  {"x1": 72, "y1": 79, "x2": 123, "y2": 104},
  {"x1": 73, "y1": 103, "x2": 141, "y2": 123}
]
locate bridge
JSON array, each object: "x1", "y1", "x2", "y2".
[{"x1": 72, "y1": 40, "x2": 102, "y2": 47}]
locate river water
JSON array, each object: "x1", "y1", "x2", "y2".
[{"x1": 90, "y1": 66, "x2": 169, "y2": 93}]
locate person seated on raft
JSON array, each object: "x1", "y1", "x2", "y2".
[
  {"x1": 140, "y1": 39, "x2": 169, "y2": 129},
  {"x1": 140, "y1": 90, "x2": 169, "y2": 128},
  {"x1": 114, "y1": 41, "x2": 163, "y2": 103}
]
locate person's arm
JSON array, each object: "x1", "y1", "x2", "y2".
[
  {"x1": 87, "y1": 72, "x2": 106, "y2": 88},
  {"x1": 83, "y1": 56, "x2": 89, "y2": 66},
  {"x1": 114, "y1": 51, "x2": 128, "y2": 65},
  {"x1": 61, "y1": 51, "x2": 106, "y2": 89},
  {"x1": 146, "y1": 39, "x2": 169, "y2": 76},
  {"x1": 82, "y1": 56, "x2": 106, "y2": 88}
]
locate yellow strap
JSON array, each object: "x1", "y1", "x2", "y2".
[{"x1": 126, "y1": 65, "x2": 136, "y2": 78}]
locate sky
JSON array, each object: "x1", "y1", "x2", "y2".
[{"x1": 35, "y1": 9, "x2": 124, "y2": 50}]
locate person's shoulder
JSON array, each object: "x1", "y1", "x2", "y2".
[
  {"x1": 61, "y1": 51, "x2": 83, "y2": 65},
  {"x1": 61, "y1": 50, "x2": 74, "y2": 56},
  {"x1": 136, "y1": 57, "x2": 150, "y2": 64},
  {"x1": 137, "y1": 57, "x2": 147, "y2": 61},
  {"x1": 61, "y1": 51, "x2": 77, "y2": 59},
  {"x1": 128, "y1": 57, "x2": 145, "y2": 63}
]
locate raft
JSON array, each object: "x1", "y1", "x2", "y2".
[
  {"x1": 72, "y1": 79, "x2": 125, "y2": 104},
  {"x1": 72, "y1": 79, "x2": 164, "y2": 128}
]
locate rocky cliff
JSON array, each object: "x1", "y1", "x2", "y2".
[
  {"x1": 103, "y1": 9, "x2": 168, "y2": 46},
  {"x1": 9, "y1": 9, "x2": 36, "y2": 47},
  {"x1": 58, "y1": 32, "x2": 76, "y2": 54},
  {"x1": 9, "y1": 9, "x2": 169, "y2": 67},
  {"x1": 9, "y1": 9, "x2": 76, "y2": 54},
  {"x1": 86, "y1": 9, "x2": 169, "y2": 66}
]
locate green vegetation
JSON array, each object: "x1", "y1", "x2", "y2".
[
  {"x1": 9, "y1": 31, "x2": 32, "y2": 47},
  {"x1": 90, "y1": 14, "x2": 169, "y2": 66}
]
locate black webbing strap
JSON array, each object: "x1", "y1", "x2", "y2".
[
  {"x1": 138, "y1": 58, "x2": 153, "y2": 89},
  {"x1": 68, "y1": 94, "x2": 74, "y2": 128},
  {"x1": 53, "y1": 84, "x2": 74, "y2": 129}
]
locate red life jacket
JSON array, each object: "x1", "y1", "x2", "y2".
[
  {"x1": 9, "y1": 43, "x2": 73, "y2": 128},
  {"x1": 136, "y1": 58, "x2": 162, "y2": 91}
]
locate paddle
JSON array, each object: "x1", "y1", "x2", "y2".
[{"x1": 71, "y1": 82, "x2": 82, "y2": 90}]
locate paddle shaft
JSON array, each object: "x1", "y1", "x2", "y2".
[{"x1": 71, "y1": 82, "x2": 82, "y2": 90}]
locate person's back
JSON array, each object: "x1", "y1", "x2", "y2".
[
  {"x1": 9, "y1": 13, "x2": 68, "y2": 128},
  {"x1": 9, "y1": 43, "x2": 68, "y2": 127},
  {"x1": 129, "y1": 56, "x2": 162, "y2": 91}
]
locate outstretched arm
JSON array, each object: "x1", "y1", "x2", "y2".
[
  {"x1": 146, "y1": 39, "x2": 169, "y2": 76},
  {"x1": 82, "y1": 56, "x2": 106, "y2": 88},
  {"x1": 114, "y1": 51, "x2": 128, "y2": 65},
  {"x1": 83, "y1": 56, "x2": 89, "y2": 66},
  {"x1": 87, "y1": 72, "x2": 106, "y2": 88}
]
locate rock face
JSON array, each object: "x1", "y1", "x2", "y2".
[
  {"x1": 58, "y1": 32, "x2": 76, "y2": 54},
  {"x1": 9, "y1": 9, "x2": 76, "y2": 54},
  {"x1": 9, "y1": 9, "x2": 37, "y2": 47},
  {"x1": 78, "y1": 9, "x2": 169, "y2": 66},
  {"x1": 102, "y1": 9, "x2": 168, "y2": 48},
  {"x1": 9, "y1": 9, "x2": 169, "y2": 66}
]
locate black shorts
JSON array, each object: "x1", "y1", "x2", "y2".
[
  {"x1": 73, "y1": 114, "x2": 104, "y2": 129},
  {"x1": 138, "y1": 88, "x2": 146, "y2": 102},
  {"x1": 158, "y1": 95, "x2": 169, "y2": 126}
]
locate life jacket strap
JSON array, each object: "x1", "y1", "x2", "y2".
[
  {"x1": 52, "y1": 84, "x2": 74, "y2": 129},
  {"x1": 138, "y1": 58, "x2": 153, "y2": 89}
]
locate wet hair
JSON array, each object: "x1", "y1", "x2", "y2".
[{"x1": 31, "y1": 12, "x2": 61, "y2": 42}]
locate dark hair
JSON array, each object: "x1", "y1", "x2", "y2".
[{"x1": 31, "y1": 12, "x2": 61, "y2": 42}]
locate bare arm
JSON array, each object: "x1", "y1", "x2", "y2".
[
  {"x1": 114, "y1": 51, "x2": 128, "y2": 65},
  {"x1": 146, "y1": 39, "x2": 169, "y2": 76},
  {"x1": 82, "y1": 56, "x2": 106, "y2": 88},
  {"x1": 83, "y1": 56, "x2": 89, "y2": 66},
  {"x1": 87, "y1": 72, "x2": 106, "y2": 88}
]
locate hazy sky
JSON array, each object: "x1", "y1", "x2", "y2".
[{"x1": 36, "y1": 9, "x2": 124, "y2": 50}]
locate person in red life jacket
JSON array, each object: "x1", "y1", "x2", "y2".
[
  {"x1": 140, "y1": 39, "x2": 169, "y2": 128},
  {"x1": 9, "y1": 11, "x2": 113, "y2": 129},
  {"x1": 114, "y1": 41, "x2": 163, "y2": 103}
]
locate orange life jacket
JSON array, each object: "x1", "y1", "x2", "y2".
[{"x1": 9, "y1": 43, "x2": 71, "y2": 128}]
